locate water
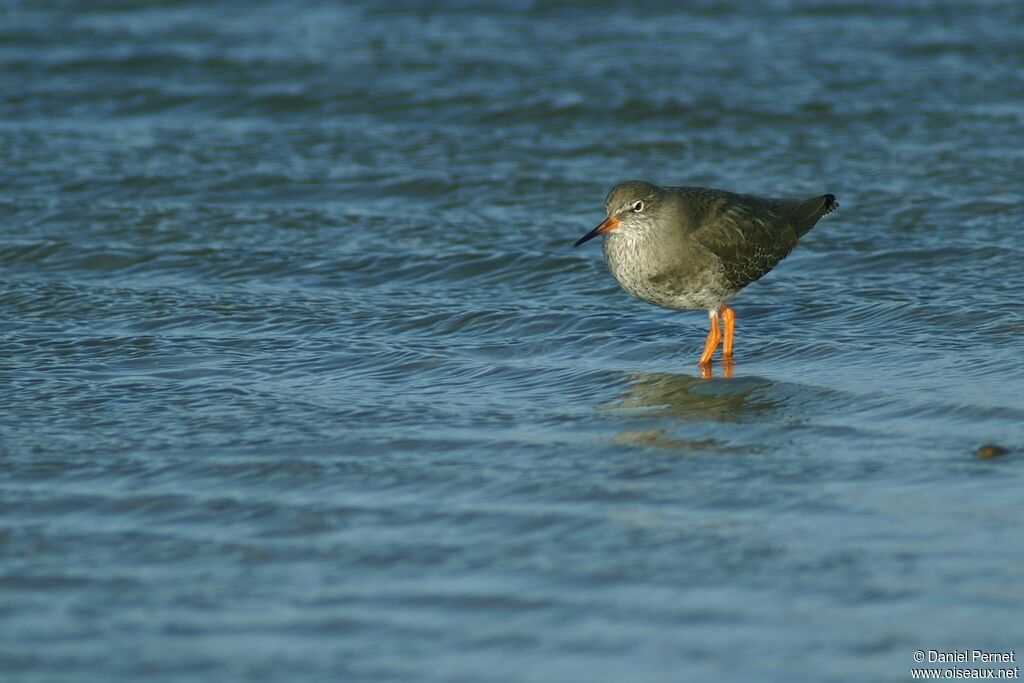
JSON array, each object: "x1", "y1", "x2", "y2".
[{"x1": 2, "y1": 1, "x2": 1023, "y2": 681}]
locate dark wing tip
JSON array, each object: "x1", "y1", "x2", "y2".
[{"x1": 822, "y1": 194, "x2": 838, "y2": 215}]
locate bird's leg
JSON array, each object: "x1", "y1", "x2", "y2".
[
  {"x1": 697, "y1": 310, "x2": 721, "y2": 366},
  {"x1": 720, "y1": 305, "x2": 735, "y2": 358}
]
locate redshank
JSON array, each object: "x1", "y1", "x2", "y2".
[{"x1": 574, "y1": 181, "x2": 837, "y2": 367}]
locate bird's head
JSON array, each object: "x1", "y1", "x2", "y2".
[{"x1": 574, "y1": 180, "x2": 662, "y2": 247}]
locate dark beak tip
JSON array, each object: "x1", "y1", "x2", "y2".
[
  {"x1": 574, "y1": 215, "x2": 618, "y2": 248},
  {"x1": 573, "y1": 227, "x2": 601, "y2": 248}
]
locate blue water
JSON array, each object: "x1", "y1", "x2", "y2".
[{"x1": 2, "y1": 2, "x2": 1023, "y2": 681}]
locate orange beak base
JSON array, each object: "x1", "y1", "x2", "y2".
[{"x1": 573, "y1": 216, "x2": 620, "y2": 247}]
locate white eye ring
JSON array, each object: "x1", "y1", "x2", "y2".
[{"x1": 631, "y1": 200, "x2": 644, "y2": 212}]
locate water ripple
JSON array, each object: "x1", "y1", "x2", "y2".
[{"x1": 3, "y1": 1, "x2": 1024, "y2": 681}]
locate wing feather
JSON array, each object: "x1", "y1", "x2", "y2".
[{"x1": 687, "y1": 191, "x2": 801, "y2": 289}]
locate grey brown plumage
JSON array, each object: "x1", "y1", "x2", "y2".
[
  {"x1": 682, "y1": 188, "x2": 837, "y2": 294},
  {"x1": 574, "y1": 180, "x2": 838, "y2": 366}
]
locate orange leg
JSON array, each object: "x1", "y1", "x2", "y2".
[
  {"x1": 697, "y1": 312, "x2": 721, "y2": 366},
  {"x1": 720, "y1": 305, "x2": 735, "y2": 358}
]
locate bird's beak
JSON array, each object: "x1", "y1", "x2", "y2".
[{"x1": 573, "y1": 215, "x2": 620, "y2": 247}]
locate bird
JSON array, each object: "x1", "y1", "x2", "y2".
[{"x1": 574, "y1": 180, "x2": 837, "y2": 368}]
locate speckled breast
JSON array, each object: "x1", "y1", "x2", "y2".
[{"x1": 602, "y1": 233, "x2": 735, "y2": 312}]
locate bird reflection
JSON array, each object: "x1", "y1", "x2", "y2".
[
  {"x1": 604, "y1": 370, "x2": 781, "y2": 452},
  {"x1": 608, "y1": 369, "x2": 782, "y2": 424},
  {"x1": 601, "y1": 367, "x2": 821, "y2": 452}
]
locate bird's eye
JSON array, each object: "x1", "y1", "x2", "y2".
[{"x1": 631, "y1": 200, "x2": 644, "y2": 212}]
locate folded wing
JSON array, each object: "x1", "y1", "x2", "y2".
[{"x1": 688, "y1": 190, "x2": 837, "y2": 290}]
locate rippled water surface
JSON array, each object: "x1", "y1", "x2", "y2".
[{"x1": 2, "y1": 2, "x2": 1023, "y2": 681}]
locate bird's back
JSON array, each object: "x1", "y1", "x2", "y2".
[{"x1": 672, "y1": 186, "x2": 837, "y2": 291}]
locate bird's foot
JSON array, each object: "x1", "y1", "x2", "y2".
[{"x1": 699, "y1": 358, "x2": 734, "y2": 380}]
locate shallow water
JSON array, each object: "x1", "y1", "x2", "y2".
[{"x1": 2, "y1": 1, "x2": 1023, "y2": 681}]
